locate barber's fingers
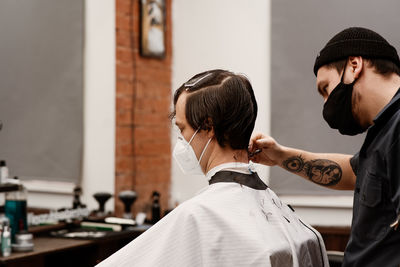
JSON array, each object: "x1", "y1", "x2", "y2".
[
  {"x1": 249, "y1": 132, "x2": 277, "y2": 151},
  {"x1": 255, "y1": 136, "x2": 278, "y2": 149},
  {"x1": 248, "y1": 133, "x2": 281, "y2": 166},
  {"x1": 248, "y1": 147, "x2": 276, "y2": 166},
  {"x1": 249, "y1": 152, "x2": 261, "y2": 163},
  {"x1": 249, "y1": 132, "x2": 267, "y2": 151}
]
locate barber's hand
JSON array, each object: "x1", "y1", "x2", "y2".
[{"x1": 248, "y1": 132, "x2": 284, "y2": 166}]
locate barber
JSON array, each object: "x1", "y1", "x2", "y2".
[{"x1": 249, "y1": 27, "x2": 400, "y2": 266}]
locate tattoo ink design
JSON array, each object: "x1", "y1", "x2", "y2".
[
  {"x1": 282, "y1": 155, "x2": 342, "y2": 186},
  {"x1": 282, "y1": 156, "x2": 305, "y2": 172}
]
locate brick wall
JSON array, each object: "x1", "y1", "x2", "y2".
[{"x1": 115, "y1": 0, "x2": 172, "y2": 218}]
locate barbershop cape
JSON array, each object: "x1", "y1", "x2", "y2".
[{"x1": 97, "y1": 171, "x2": 329, "y2": 267}]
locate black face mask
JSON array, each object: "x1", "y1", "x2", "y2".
[{"x1": 322, "y1": 69, "x2": 365, "y2": 136}]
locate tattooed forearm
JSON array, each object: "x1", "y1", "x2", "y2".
[{"x1": 282, "y1": 155, "x2": 342, "y2": 186}]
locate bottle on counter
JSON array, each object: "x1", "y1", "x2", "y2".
[
  {"x1": 0, "y1": 161, "x2": 9, "y2": 184},
  {"x1": 0, "y1": 207, "x2": 9, "y2": 250},
  {"x1": 0, "y1": 206, "x2": 9, "y2": 232},
  {"x1": 151, "y1": 191, "x2": 161, "y2": 224},
  {"x1": 1, "y1": 220, "x2": 11, "y2": 257},
  {"x1": 5, "y1": 177, "x2": 27, "y2": 242}
]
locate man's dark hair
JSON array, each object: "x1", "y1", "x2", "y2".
[
  {"x1": 171, "y1": 69, "x2": 258, "y2": 150},
  {"x1": 327, "y1": 58, "x2": 400, "y2": 77}
]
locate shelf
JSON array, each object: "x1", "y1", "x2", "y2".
[{"x1": 0, "y1": 183, "x2": 19, "y2": 192}]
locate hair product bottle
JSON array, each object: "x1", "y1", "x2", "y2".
[
  {"x1": 5, "y1": 178, "x2": 27, "y2": 242},
  {"x1": 1, "y1": 221, "x2": 11, "y2": 257},
  {"x1": 0, "y1": 161, "x2": 9, "y2": 184}
]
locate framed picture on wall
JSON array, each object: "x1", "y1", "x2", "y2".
[{"x1": 140, "y1": 0, "x2": 166, "y2": 58}]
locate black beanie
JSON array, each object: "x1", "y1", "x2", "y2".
[{"x1": 313, "y1": 27, "x2": 400, "y2": 75}]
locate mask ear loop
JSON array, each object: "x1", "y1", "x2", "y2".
[
  {"x1": 188, "y1": 128, "x2": 200, "y2": 144},
  {"x1": 187, "y1": 127, "x2": 212, "y2": 164},
  {"x1": 341, "y1": 60, "x2": 358, "y2": 85},
  {"x1": 198, "y1": 138, "x2": 212, "y2": 164}
]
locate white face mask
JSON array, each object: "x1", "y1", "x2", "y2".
[{"x1": 173, "y1": 128, "x2": 212, "y2": 175}]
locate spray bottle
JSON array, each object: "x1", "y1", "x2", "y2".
[
  {"x1": 0, "y1": 161, "x2": 9, "y2": 184},
  {"x1": 1, "y1": 220, "x2": 11, "y2": 257}
]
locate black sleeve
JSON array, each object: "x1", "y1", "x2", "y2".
[
  {"x1": 350, "y1": 152, "x2": 359, "y2": 176},
  {"x1": 387, "y1": 138, "x2": 400, "y2": 213}
]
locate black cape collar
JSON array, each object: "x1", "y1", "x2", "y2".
[{"x1": 209, "y1": 171, "x2": 268, "y2": 190}]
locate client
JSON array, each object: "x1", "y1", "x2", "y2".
[{"x1": 97, "y1": 69, "x2": 329, "y2": 267}]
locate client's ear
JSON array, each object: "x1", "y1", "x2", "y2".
[{"x1": 203, "y1": 118, "x2": 215, "y2": 138}]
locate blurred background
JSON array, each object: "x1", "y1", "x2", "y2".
[{"x1": 0, "y1": 0, "x2": 399, "y2": 260}]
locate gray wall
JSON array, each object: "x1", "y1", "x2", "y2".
[
  {"x1": 271, "y1": 0, "x2": 400, "y2": 195},
  {"x1": 0, "y1": 0, "x2": 83, "y2": 183}
]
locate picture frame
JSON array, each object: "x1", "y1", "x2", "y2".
[{"x1": 140, "y1": 0, "x2": 166, "y2": 58}]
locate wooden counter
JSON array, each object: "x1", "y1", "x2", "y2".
[{"x1": 0, "y1": 227, "x2": 148, "y2": 267}]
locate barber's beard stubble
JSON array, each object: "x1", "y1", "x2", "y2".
[{"x1": 352, "y1": 90, "x2": 362, "y2": 126}]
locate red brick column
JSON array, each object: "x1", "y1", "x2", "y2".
[{"x1": 115, "y1": 0, "x2": 172, "y2": 218}]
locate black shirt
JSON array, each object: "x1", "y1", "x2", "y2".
[{"x1": 344, "y1": 89, "x2": 400, "y2": 267}]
